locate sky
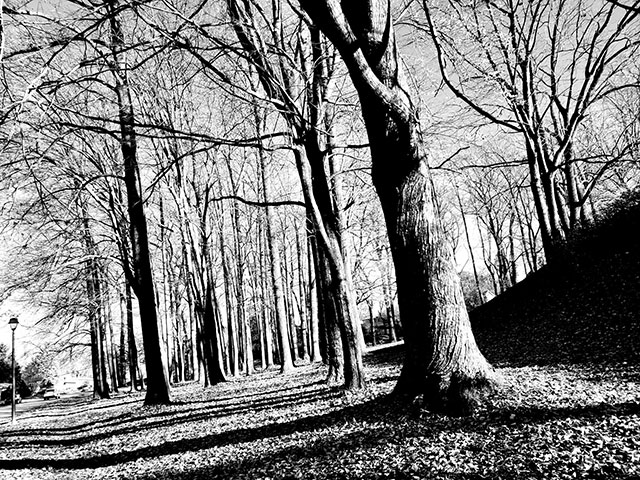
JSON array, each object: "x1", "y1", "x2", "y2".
[{"x1": 0, "y1": 297, "x2": 40, "y2": 363}]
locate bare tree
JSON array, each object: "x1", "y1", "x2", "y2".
[
  {"x1": 301, "y1": 1, "x2": 495, "y2": 413},
  {"x1": 421, "y1": 0, "x2": 640, "y2": 258}
]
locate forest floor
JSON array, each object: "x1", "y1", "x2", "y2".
[{"x1": 0, "y1": 349, "x2": 639, "y2": 480}]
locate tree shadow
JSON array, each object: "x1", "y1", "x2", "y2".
[
  {"x1": 1, "y1": 384, "x2": 343, "y2": 446},
  {"x1": 0, "y1": 394, "x2": 638, "y2": 472}
]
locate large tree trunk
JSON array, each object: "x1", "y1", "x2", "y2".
[
  {"x1": 106, "y1": 0, "x2": 170, "y2": 405},
  {"x1": 302, "y1": 0, "x2": 495, "y2": 414}
]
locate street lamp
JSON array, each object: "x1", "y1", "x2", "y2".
[{"x1": 8, "y1": 317, "x2": 19, "y2": 424}]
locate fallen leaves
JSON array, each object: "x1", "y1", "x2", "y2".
[{"x1": 0, "y1": 357, "x2": 638, "y2": 479}]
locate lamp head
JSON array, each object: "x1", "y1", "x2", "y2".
[{"x1": 8, "y1": 317, "x2": 18, "y2": 331}]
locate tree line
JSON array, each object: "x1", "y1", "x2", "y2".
[{"x1": 1, "y1": 0, "x2": 638, "y2": 414}]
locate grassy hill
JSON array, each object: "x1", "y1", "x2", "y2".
[{"x1": 471, "y1": 189, "x2": 640, "y2": 367}]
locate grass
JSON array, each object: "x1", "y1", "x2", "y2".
[{"x1": 0, "y1": 351, "x2": 639, "y2": 479}]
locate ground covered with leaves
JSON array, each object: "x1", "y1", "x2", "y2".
[{"x1": 1, "y1": 352, "x2": 639, "y2": 480}]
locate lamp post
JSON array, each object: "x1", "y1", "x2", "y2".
[{"x1": 9, "y1": 317, "x2": 19, "y2": 423}]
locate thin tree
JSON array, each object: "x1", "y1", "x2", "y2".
[{"x1": 106, "y1": 0, "x2": 170, "y2": 405}]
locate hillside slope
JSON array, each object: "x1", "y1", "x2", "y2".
[{"x1": 471, "y1": 190, "x2": 640, "y2": 367}]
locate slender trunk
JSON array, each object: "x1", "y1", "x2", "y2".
[
  {"x1": 294, "y1": 143, "x2": 365, "y2": 389},
  {"x1": 257, "y1": 132, "x2": 294, "y2": 373},
  {"x1": 296, "y1": 228, "x2": 310, "y2": 361},
  {"x1": 381, "y1": 266, "x2": 397, "y2": 343},
  {"x1": 316, "y1": 245, "x2": 344, "y2": 384},
  {"x1": 79, "y1": 192, "x2": 110, "y2": 399},
  {"x1": 259, "y1": 220, "x2": 275, "y2": 367},
  {"x1": 368, "y1": 300, "x2": 377, "y2": 346},
  {"x1": 220, "y1": 238, "x2": 239, "y2": 376},
  {"x1": 456, "y1": 186, "x2": 483, "y2": 304},
  {"x1": 328, "y1": 146, "x2": 366, "y2": 352},
  {"x1": 201, "y1": 283, "x2": 226, "y2": 385},
  {"x1": 125, "y1": 280, "x2": 140, "y2": 391},
  {"x1": 107, "y1": 0, "x2": 170, "y2": 405},
  {"x1": 104, "y1": 298, "x2": 120, "y2": 392},
  {"x1": 226, "y1": 5, "x2": 361, "y2": 386},
  {"x1": 281, "y1": 233, "x2": 299, "y2": 362},
  {"x1": 88, "y1": 270, "x2": 110, "y2": 399},
  {"x1": 526, "y1": 145, "x2": 555, "y2": 260},
  {"x1": 304, "y1": 26, "x2": 364, "y2": 389},
  {"x1": 308, "y1": 231, "x2": 323, "y2": 363},
  {"x1": 159, "y1": 198, "x2": 174, "y2": 384},
  {"x1": 118, "y1": 293, "x2": 128, "y2": 386}
]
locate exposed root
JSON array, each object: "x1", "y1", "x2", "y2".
[{"x1": 422, "y1": 370, "x2": 502, "y2": 416}]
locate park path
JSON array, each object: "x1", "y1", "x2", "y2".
[
  {"x1": 0, "y1": 398, "x2": 47, "y2": 425},
  {"x1": 0, "y1": 392, "x2": 90, "y2": 425}
]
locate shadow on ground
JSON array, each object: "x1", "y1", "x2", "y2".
[{"x1": 0, "y1": 388, "x2": 638, "y2": 473}]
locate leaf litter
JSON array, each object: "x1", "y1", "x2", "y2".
[{"x1": 0, "y1": 355, "x2": 639, "y2": 480}]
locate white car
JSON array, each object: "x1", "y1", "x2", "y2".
[{"x1": 43, "y1": 388, "x2": 59, "y2": 400}]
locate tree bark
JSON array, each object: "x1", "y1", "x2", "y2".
[
  {"x1": 302, "y1": 0, "x2": 495, "y2": 414},
  {"x1": 106, "y1": 0, "x2": 170, "y2": 405},
  {"x1": 124, "y1": 280, "x2": 141, "y2": 391},
  {"x1": 200, "y1": 283, "x2": 226, "y2": 386},
  {"x1": 78, "y1": 189, "x2": 110, "y2": 399},
  {"x1": 257, "y1": 135, "x2": 294, "y2": 373},
  {"x1": 225, "y1": 2, "x2": 362, "y2": 386},
  {"x1": 307, "y1": 232, "x2": 323, "y2": 363}
]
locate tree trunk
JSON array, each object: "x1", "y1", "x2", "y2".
[
  {"x1": 257, "y1": 135, "x2": 294, "y2": 373},
  {"x1": 201, "y1": 283, "x2": 226, "y2": 386},
  {"x1": 87, "y1": 266, "x2": 110, "y2": 399},
  {"x1": 226, "y1": 4, "x2": 361, "y2": 385},
  {"x1": 220, "y1": 236, "x2": 239, "y2": 377},
  {"x1": 327, "y1": 138, "x2": 366, "y2": 352},
  {"x1": 294, "y1": 143, "x2": 365, "y2": 390},
  {"x1": 259, "y1": 220, "x2": 275, "y2": 367},
  {"x1": 296, "y1": 228, "x2": 310, "y2": 361},
  {"x1": 118, "y1": 293, "x2": 128, "y2": 386},
  {"x1": 106, "y1": 0, "x2": 170, "y2": 405},
  {"x1": 456, "y1": 185, "x2": 483, "y2": 304},
  {"x1": 104, "y1": 298, "x2": 120, "y2": 392},
  {"x1": 124, "y1": 280, "x2": 141, "y2": 391},
  {"x1": 308, "y1": 232, "x2": 323, "y2": 363},
  {"x1": 79, "y1": 191, "x2": 110, "y2": 399},
  {"x1": 368, "y1": 300, "x2": 376, "y2": 346},
  {"x1": 302, "y1": 0, "x2": 495, "y2": 414},
  {"x1": 315, "y1": 245, "x2": 344, "y2": 384}
]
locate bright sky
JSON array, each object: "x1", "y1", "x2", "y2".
[{"x1": 0, "y1": 297, "x2": 39, "y2": 363}]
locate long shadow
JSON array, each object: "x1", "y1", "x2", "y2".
[
  {"x1": 2, "y1": 386, "x2": 343, "y2": 447},
  {"x1": 173, "y1": 378, "x2": 327, "y2": 407},
  {"x1": 3, "y1": 377, "x2": 329, "y2": 439},
  {"x1": 0, "y1": 396, "x2": 637, "y2": 471},
  {"x1": 20, "y1": 396, "x2": 136, "y2": 422}
]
